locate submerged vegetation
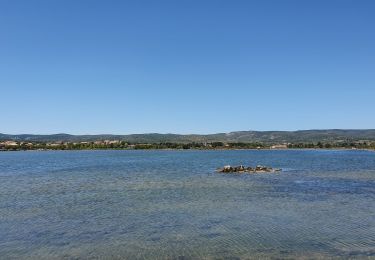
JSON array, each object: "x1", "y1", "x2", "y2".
[{"x1": 1, "y1": 140, "x2": 375, "y2": 151}]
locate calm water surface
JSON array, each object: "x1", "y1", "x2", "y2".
[{"x1": 0, "y1": 150, "x2": 374, "y2": 259}]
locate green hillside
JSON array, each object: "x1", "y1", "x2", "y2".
[{"x1": 1, "y1": 129, "x2": 375, "y2": 144}]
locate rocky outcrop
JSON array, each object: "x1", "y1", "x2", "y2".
[{"x1": 217, "y1": 165, "x2": 281, "y2": 174}]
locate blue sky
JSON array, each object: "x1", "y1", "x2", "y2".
[{"x1": 0, "y1": 0, "x2": 374, "y2": 134}]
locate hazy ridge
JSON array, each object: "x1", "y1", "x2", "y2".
[{"x1": 1, "y1": 130, "x2": 375, "y2": 143}]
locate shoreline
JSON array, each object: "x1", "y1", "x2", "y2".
[{"x1": 1, "y1": 148, "x2": 374, "y2": 152}]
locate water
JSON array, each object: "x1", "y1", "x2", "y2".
[{"x1": 0, "y1": 150, "x2": 374, "y2": 259}]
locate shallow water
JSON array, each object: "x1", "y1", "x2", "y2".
[{"x1": 0, "y1": 150, "x2": 374, "y2": 259}]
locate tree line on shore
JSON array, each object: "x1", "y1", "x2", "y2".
[{"x1": 1, "y1": 140, "x2": 374, "y2": 151}]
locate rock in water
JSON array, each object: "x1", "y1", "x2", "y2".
[
  {"x1": 217, "y1": 165, "x2": 281, "y2": 174},
  {"x1": 255, "y1": 165, "x2": 272, "y2": 172}
]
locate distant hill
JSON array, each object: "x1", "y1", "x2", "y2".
[{"x1": 1, "y1": 130, "x2": 375, "y2": 143}]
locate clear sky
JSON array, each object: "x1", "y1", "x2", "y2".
[{"x1": 1, "y1": 0, "x2": 374, "y2": 134}]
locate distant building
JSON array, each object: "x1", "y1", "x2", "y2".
[
  {"x1": 48, "y1": 143, "x2": 61, "y2": 147},
  {"x1": 271, "y1": 144, "x2": 288, "y2": 149},
  {"x1": 2, "y1": 141, "x2": 18, "y2": 146}
]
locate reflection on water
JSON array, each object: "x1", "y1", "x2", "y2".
[{"x1": 0, "y1": 150, "x2": 374, "y2": 259}]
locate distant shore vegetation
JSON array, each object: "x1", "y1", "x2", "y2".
[{"x1": 1, "y1": 140, "x2": 374, "y2": 151}]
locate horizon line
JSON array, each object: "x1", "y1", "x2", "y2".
[{"x1": 1, "y1": 129, "x2": 375, "y2": 136}]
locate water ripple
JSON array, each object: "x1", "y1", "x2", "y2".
[{"x1": 0, "y1": 150, "x2": 374, "y2": 259}]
